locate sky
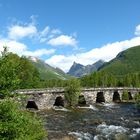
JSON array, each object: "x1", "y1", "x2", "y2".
[{"x1": 0, "y1": 0, "x2": 140, "y2": 72}]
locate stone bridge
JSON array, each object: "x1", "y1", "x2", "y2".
[{"x1": 14, "y1": 87, "x2": 140, "y2": 109}]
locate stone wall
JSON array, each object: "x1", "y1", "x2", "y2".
[
  {"x1": 27, "y1": 93, "x2": 64, "y2": 109},
  {"x1": 15, "y1": 87, "x2": 140, "y2": 110}
]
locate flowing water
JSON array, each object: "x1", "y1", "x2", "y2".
[{"x1": 38, "y1": 103, "x2": 140, "y2": 140}]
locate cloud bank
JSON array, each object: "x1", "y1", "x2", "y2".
[
  {"x1": 0, "y1": 17, "x2": 77, "y2": 58},
  {"x1": 1, "y1": 17, "x2": 140, "y2": 73},
  {"x1": 0, "y1": 39, "x2": 55, "y2": 57},
  {"x1": 46, "y1": 36, "x2": 140, "y2": 72},
  {"x1": 7, "y1": 19, "x2": 78, "y2": 48}
]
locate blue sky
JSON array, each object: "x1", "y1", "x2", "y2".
[{"x1": 0, "y1": 0, "x2": 140, "y2": 72}]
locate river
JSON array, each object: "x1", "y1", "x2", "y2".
[{"x1": 38, "y1": 103, "x2": 140, "y2": 140}]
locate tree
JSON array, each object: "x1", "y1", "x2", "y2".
[
  {"x1": 0, "y1": 99, "x2": 47, "y2": 140},
  {"x1": 64, "y1": 78, "x2": 81, "y2": 106},
  {"x1": 0, "y1": 47, "x2": 41, "y2": 96},
  {"x1": 18, "y1": 56, "x2": 40, "y2": 89},
  {"x1": 0, "y1": 52, "x2": 21, "y2": 96}
]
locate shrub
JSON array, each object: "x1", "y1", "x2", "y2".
[
  {"x1": 134, "y1": 93, "x2": 140, "y2": 101},
  {"x1": 64, "y1": 78, "x2": 81, "y2": 106},
  {"x1": 122, "y1": 91, "x2": 129, "y2": 101},
  {"x1": 134, "y1": 93, "x2": 140, "y2": 108},
  {"x1": 0, "y1": 99, "x2": 47, "y2": 140}
]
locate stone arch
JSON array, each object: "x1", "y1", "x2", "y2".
[
  {"x1": 78, "y1": 95, "x2": 86, "y2": 105},
  {"x1": 26, "y1": 100, "x2": 38, "y2": 110},
  {"x1": 96, "y1": 92, "x2": 105, "y2": 103},
  {"x1": 54, "y1": 96, "x2": 64, "y2": 107},
  {"x1": 113, "y1": 91, "x2": 121, "y2": 102},
  {"x1": 128, "y1": 92, "x2": 133, "y2": 100}
]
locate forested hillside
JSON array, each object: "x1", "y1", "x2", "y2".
[
  {"x1": 80, "y1": 46, "x2": 140, "y2": 87},
  {"x1": 99, "y1": 45, "x2": 140, "y2": 76},
  {"x1": 29, "y1": 56, "x2": 71, "y2": 80}
]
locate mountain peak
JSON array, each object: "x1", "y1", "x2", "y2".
[
  {"x1": 68, "y1": 60, "x2": 105, "y2": 77},
  {"x1": 73, "y1": 61, "x2": 76, "y2": 64},
  {"x1": 73, "y1": 61, "x2": 83, "y2": 67}
]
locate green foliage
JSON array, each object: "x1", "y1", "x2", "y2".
[
  {"x1": 122, "y1": 91, "x2": 129, "y2": 101},
  {"x1": 134, "y1": 93, "x2": 140, "y2": 101},
  {"x1": 82, "y1": 45, "x2": 140, "y2": 87},
  {"x1": 41, "y1": 79, "x2": 68, "y2": 88},
  {"x1": 0, "y1": 51, "x2": 21, "y2": 96},
  {"x1": 80, "y1": 71, "x2": 117, "y2": 87},
  {"x1": 64, "y1": 78, "x2": 81, "y2": 106},
  {"x1": 80, "y1": 70, "x2": 140, "y2": 88},
  {"x1": 18, "y1": 56, "x2": 40, "y2": 89},
  {"x1": 31, "y1": 59, "x2": 71, "y2": 80},
  {"x1": 134, "y1": 93, "x2": 140, "y2": 108},
  {"x1": 99, "y1": 45, "x2": 140, "y2": 76},
  {"x1": 0, "y1": 99, "x2": 47, "y2": 140},
  {"x1": 0, "y1": 47, "x2": 41, "y2": 96}
]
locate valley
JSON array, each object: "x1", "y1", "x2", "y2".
[{"x1": 1, "y1": 1, "x2": 140, "y2": 139}]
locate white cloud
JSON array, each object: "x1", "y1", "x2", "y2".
[
  {"x1": 7, "y1": 19, "x2": 77, "y2": 48},
  {"x1": 46, "y1": 29, "x2": 62, "y2": 40},
  {"x1": 0, "y1": 38, "x2": 55, "y2": 57},
  {"x1": 38, "y1": 26, "x2": 50, "y2": 43},
  {"x1": 24, "y1": 48, "x2": 55, "y2": 57},
  {"x1": 39, "y1": 38, "x2": 47, "y2": 43},
  {"x1": 46, "y1": 37, "x2": 140, "y2": 72},
  {"x1": 51, "y1": 29, "x2": 62, "y2": 34},
  {"x1": 0, "y1": 39, "x2": 27, "y2": 55},
  {"x1": 30, "y1": 15, "x2": 38, "y2": 25},
  {"x1": 45, "y1": 55, "x2": 76, "y2": 72},
  {"x1": 135, "y1": 24, "x2": 140, "y2": 36},
  {"x1": 40, "y1": 26, "x2": 50, "y2": 37},
  {"x1": 47, "y1": 35, "x2": 77, "y2": 47},
  {"x1": 8, "y1": 24, "x2": 37, "y2": 40}
]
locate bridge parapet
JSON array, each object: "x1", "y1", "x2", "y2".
[
  {"x1": 14, "y1": 87, "x2": 65, "y2": 95},
  {"x1": 14, "y1": 87, "x2": 140, "y2": 95},
  {"x1": 83, "y1": 87, "x2": 140, "y2": 92}
]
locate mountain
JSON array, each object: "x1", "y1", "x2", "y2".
[
  {"x1": 28, "y1": 56, "x2": 70, "y2": 80},
  {"x1": 67, "y1": 60, "x2": 105, "y2": 77},
  {"x1": 99, "y1": 45, "x2": 140, "y2": 76}
]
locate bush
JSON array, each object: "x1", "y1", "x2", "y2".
[
  {"x1": 0, "y1": 99, "x2": 47, "y2": 140},
  {"x1": 64, "y1": 78, "x2": 81, "y2": 106},
  {"x1": 122, "y1": 91, "x2": 129, "y2": 101},
  {"x1": 134, "y1": 93, "x2": 140, "y2": 101},
  {"x1": 134, "y1": 93, "x2": 140, "y2": 108}
]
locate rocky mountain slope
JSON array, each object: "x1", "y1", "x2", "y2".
[
  {"x1": 28, "y1": 56, "x2": 71, "y2": 80},
  {"x1": 67, "y1": 60, "x2": 105, "y2": 77}
]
